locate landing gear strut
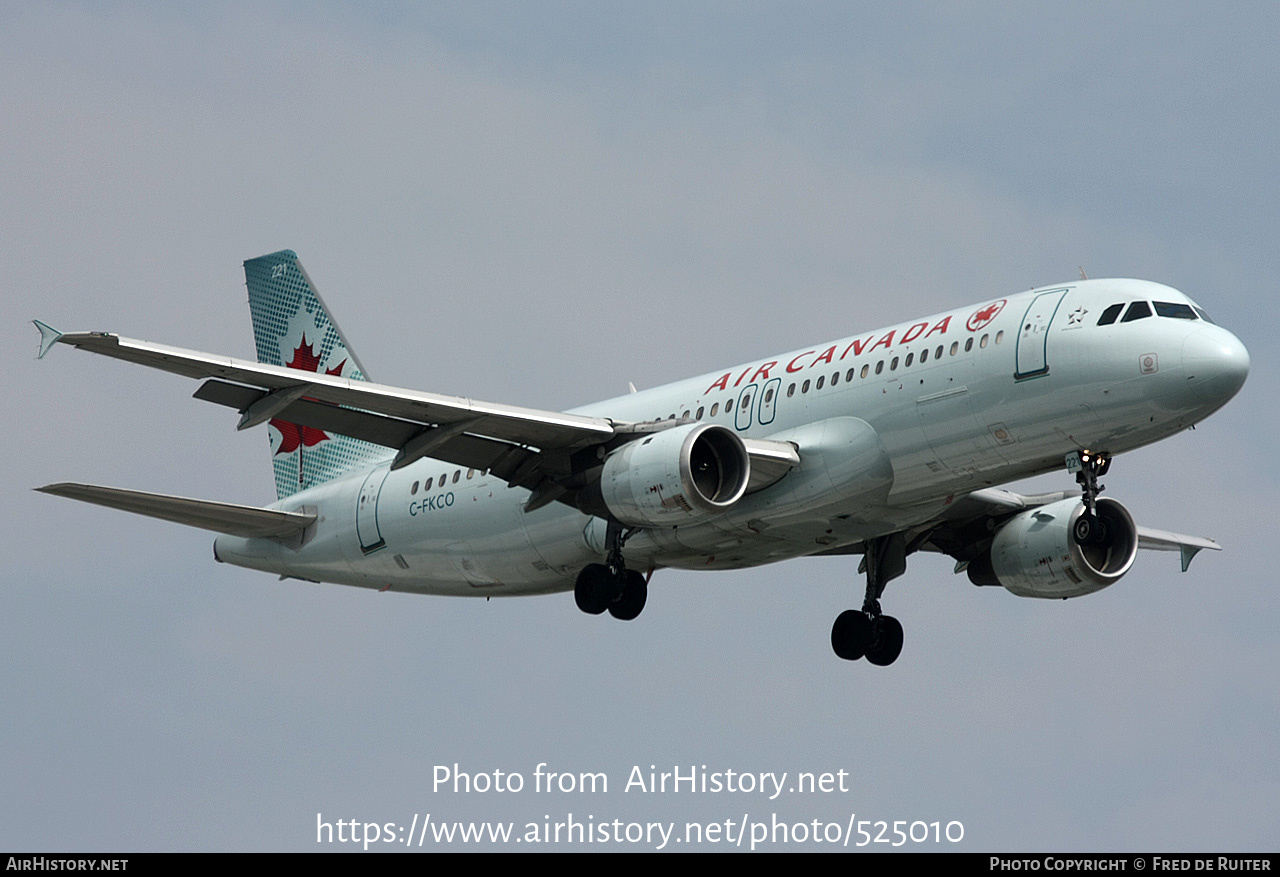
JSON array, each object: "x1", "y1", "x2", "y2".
[
  {"x1": 1070, "y1": 450, "x2": 1111, "y2": 547},
  {"x1": 574, "y1": 520, "x2": 647, "y2": 621},
  {"x1": 831, "y1": 533, "x2": 906, "y2": 665}
]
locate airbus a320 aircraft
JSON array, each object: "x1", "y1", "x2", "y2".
[{"x1": 34, "y1": 251, "x2": 1249, "y2": 665}]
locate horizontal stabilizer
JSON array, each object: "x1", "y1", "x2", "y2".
[{"x1": 35, "y1": 483, "x2": 315, "y2": 539}]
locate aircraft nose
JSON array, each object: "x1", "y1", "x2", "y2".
[{"x1": 1182, "y1": 326, "x2": 1250, "y2": 406}]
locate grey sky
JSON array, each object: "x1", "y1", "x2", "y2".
[{"x1": 2, "y1": 3, "x2": 1275, "y2": 850}]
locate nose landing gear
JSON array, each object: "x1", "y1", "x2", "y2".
[{"x1": 1069, "y1": 450, "x2": 1112, "y2": 547}]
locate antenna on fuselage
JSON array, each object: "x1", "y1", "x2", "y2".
[{"x1": 1079, "y1": 266, "x2": 1089, "y2": 280}]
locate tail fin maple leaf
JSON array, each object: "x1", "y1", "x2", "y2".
[{"x1": 270, "y1": 335, "x2": 347, "y2": 455}]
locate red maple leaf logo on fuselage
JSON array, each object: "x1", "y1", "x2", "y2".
[
  {"x1": 270, "y1": 334, "x2": 346, "y2": 455},
  {"x1": 966, "y1": 299, "x2": 1006, "y2": 332}
]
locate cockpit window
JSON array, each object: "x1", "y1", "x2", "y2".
[
  {"x1": 1120, "y1": 301, "x2": 1152, "y2": 322},
  {"x1": 1097, "y1": 303, "x2": 1124, "y2": 325},
  {"x1": 1154, "y1": 301, "x2": 1197, "y2": 320},
  {"x1": 1193, "y1": 306, "x2": 1215, "y2": 324}
]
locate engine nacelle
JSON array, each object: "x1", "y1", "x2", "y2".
[
  {"x1": 970, "y1": 497, "x2": 1138, "y2": 598},
  {"x1": 599, "y1": 423, "x2": 750, "y2": 527}
]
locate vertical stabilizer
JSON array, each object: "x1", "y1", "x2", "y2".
[{"x1": 244, "y1": 250, "x2": 389, "y2": 499}]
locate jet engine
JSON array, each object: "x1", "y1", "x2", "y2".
[
  {"x1": 595, "y1": 423, "x2": 750, "y2": 527},
  {"x1": 967, "y1": 497, "x2": 1138, "y2": 598}
]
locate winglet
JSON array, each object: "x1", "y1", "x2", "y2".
[
  {"x1": 1180, "y1": 544, "x2": 1205, "y2": 573},
  {"x1": 1136, "y1": 525, "x2": 1221, "y2": 572},
  {"x1": 33, "y1": 320, "x2": 62, "y2": 359}
]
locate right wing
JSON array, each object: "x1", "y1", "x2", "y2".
[
  {"x1": 919, "y1": 487, "x2": 1222, "y2": 571},
  {"x1": 1134, "y1": 526, "x2": 1222, "y2": 572}
]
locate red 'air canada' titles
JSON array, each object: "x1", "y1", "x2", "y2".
[{"x1": 703, "y1": 313, "x2": 957, "y2": 395}]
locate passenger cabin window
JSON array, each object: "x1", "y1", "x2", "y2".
[
  {"x1": 1097, "y1": 303, "x2": 1124, "y2": 325},
  {"x1": 712, "y1": 401, "x2": 721, "y2": 414},
  {"x1": 1154, "y1": 301, "x2": 1197, "y2": 320},
  {"x1": 816, "y1": 376, "x2": 825, "y2": 390},
  {"x1": 1121, "y1": 301, "x2": 1153, "y2": 322}
]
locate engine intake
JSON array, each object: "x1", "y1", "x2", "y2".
[
  {"x1": 597, "y1": 423, "x2": 749, "y2": 527},
  {"x1": 969, "y1": 497, "x2": 1138, "y2": 598}
]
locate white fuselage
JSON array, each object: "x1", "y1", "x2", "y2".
[{"x1": 213, "y1": 278, "x2": 1249, "y2": 596}]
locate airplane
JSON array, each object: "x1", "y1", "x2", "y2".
[{"x1": 33, "y1": 250, "x2": 1250, "y2": 666}]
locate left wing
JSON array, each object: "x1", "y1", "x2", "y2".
[
  {"x1": 36, "y1": 325, "x2": 798, "y2": 510},
  {"x1": 43, "y1": 328, "x2": 616, "y2": 450}
]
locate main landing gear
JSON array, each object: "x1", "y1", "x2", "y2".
[
  {"x1": 831, "y1": 533, "x2": 906, "y2": 666},
  {"x1": 1070, "y1": 450, "x2": 1112, "y2": 547},
  {"x1": 574, "y1": 520, "x2": 648, "y2": 621}
]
